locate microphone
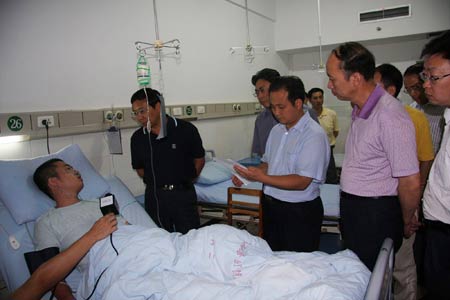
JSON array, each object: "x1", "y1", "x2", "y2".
[{"x1": 99, "y1": 193, "x2": 119, "y2": 215}]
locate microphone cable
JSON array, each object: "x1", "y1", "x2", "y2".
[
  {"x1": 143, "y1": 88, "x2": 164, "y2": 228},
  {"x1": 84, "y1": 233, "x2": 119, "y2": 300}
]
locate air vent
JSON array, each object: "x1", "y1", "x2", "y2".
[{"x1": 359, "y1": 5, "x2": 411, "y2": 23}]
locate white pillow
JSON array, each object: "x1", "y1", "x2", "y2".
[
  {"x1": 0, "y1": 144, "x2": 110, "y2": 224},
  {"x1": 196, "y1": 161, "x2": 232, "y2": 185}
]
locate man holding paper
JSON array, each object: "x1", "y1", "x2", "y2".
[{"x1": 233, "y1": 76, "x2": 330, "y2": 252}]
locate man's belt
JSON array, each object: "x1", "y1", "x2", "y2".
[{"x1": 158, "y1": 183, "x2": 192, "y2": 191}]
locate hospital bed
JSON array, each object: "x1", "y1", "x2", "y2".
[
  {"x1": 0, "y1": 144, "x2": 156, "y2": 295},
  {"x1": 0, "y1": 145, "x2": 392, "y2": 299}
]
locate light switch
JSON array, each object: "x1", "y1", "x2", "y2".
[
  {"x1": 197, "y1": 106, "x2": 206, "y2": 114},
  {"x1": 172, "y1": 107, "x2": 183, "y2": 116}
]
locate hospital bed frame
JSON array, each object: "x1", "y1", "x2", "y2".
[
  {"x1": 227, "y1": 187, "x2": 263, "y2": 237},
  {"x1": 364, "y1": 238, "x2": 394, "y2": 300}
]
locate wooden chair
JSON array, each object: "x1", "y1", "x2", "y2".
[{"x1": 227, "y1": 187, "x2": 263, "y2": 237}]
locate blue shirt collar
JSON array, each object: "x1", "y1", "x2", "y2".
[{"x1": 284, "y1": 111, "x2": 311, "y2": 133}]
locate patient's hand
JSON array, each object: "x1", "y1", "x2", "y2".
[
  {"x1": 54, "y1": 282, "x2": 75, "y2": 300},
  {"x1": 87, "y1": 213, "x2": 118, "y2": 242}
]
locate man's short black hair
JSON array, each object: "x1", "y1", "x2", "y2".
[
  {"x1": 421, "y1": 30, "x2": 450, "y2": 60},
  {"x1": 404, "y1": 62, "x2": 424, "y2": 78},
  {"x1": 251, "y1": 68, "x2": 280, "y2": 86},
  {"x1": 307, "y1": 87, "x2": 324, "y2": 99},
  {"x1": 375, "y1": 64, "x2": 403, "y2": 98},
  {"x1": 130, "y1": 88, "x2": 162, "y2": 108},
  {"x1": 331, "y1": 42, "x2": 375, "y2": 81},
  {"x1": 33, "y1": 158, "x2": 63, "y2": 199},
  {"x1": 269, "y1": 76, "x2": 306, "y2": 106}
]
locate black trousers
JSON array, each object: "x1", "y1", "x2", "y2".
[
  {"x1": 262, "y1": 194, "x2": 323, "y2": 252},
  {"x1": 325, "y1": 145, "x2": 339, "y2": 184},
  {"x1": 340, "y1": 191, "x2": 403, "y2": 271},
  {"x1": 145, "y1": 185, "x2": 200, "y2": 234},
  {"x1": 423, "y1": 219, "x2": 450, "y2": 299}
]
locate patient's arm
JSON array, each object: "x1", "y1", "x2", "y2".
[{"x1": 10, "y1": 214, "x2": 118, "y2": 300}]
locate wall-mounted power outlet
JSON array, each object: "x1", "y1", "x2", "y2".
[
  {"x1": 113, "y1": 110, "x2": 124, "y2": 122},
  {"x1": 104, "y1": 111, "x2": 114, "y2": 122},
  {"x1": 37, "y1": 116, "x2": 55, "y2": 128}
]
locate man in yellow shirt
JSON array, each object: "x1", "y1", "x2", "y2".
[
  {"x1": 308, "y1": 87, "x2": 339, "y2": 184},
  {"x1": 374, "y1": 63, "x2": 434, "y2": 300}
]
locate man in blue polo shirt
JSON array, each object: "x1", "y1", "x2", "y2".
[{"x1": 234, "y1": 76, "x2": 330, "y2": 252}]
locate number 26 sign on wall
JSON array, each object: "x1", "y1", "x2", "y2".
[{"x1": 7, "y1": 116, "x2": 24, "y2": 132}]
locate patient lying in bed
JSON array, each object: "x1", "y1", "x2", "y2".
[{"x1": 79, "y1": 224, "x2": 370, "y2": 300}]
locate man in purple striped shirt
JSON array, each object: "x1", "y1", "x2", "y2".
[{"x1": 325, "y1": 42, "x2": 421, "y2": 271}]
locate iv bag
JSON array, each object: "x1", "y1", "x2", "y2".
[{"x1": 136, "y1": 55, "x2": 151, "y2": 87}]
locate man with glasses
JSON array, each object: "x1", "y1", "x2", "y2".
[
  {"x1": 419, "y1": 30, "x2": 450, "y2": 298},
  {"x1": 404, "y1": 63, "x2": 445, "y2": 154},
  {"x1": 251, "y1": 68, "x2": 318, "y2": 157},
  {"x1": 130, "y1": 88, "x2": 205, "y2": 234}
]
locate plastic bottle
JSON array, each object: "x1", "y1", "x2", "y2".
[{"x1": 136, "y1": 55, "x2": 151, "y2": 87}]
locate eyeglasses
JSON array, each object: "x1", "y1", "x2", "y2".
[
  {"x1": 253, "y1": 87, "x2": 266, "y2": 97},
  {"x1": 131, "y1": 107, "x2": 148, "y2": 118},
  {"x1": 419, "y1": 71, "x2": 450, "y2": 84},
  {"x1": 403, "y1": 84, "x2": 422, "y2": 95}
]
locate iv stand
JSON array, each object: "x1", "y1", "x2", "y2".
[
  {"x1": 135, "y1": 0, "x2": 181, "y2": 71},
  {"x1": 229, "y1": 0, "x2": 269, "y2": 63}
]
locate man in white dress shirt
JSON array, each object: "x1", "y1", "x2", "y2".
[{"x1": 419, "y1": 30, "x2": 450, "y2": 299}]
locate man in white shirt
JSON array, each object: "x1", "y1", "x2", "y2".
[
  {"x1": 234, "y1": 76, "x2": 329, "y2": 252},
  {"x1": 419, "y1": 30, "x2": 450, "y2": 299}
]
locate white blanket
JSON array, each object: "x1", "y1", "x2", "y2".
[{"x1": 78, "y1": 225, "x2": 369, "y2": 300}]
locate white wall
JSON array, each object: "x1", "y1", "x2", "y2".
[
  {"x1": 0, "y1": 0, "x2": 286, "y2": 112},
  {"x1": 0, "y1": 0, "x2": 286, "y2": 195}
]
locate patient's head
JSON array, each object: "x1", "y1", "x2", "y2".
[{"x1": 34, "y1": 159, "x2": 84, "y2": 200}]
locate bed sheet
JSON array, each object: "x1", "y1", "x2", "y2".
[
  {"x1": 195, "y1": 181, "x2": 340, "y2": 218},
  {"x1": 0, "y1": 176, "x2": 156, "y2": 294},
  {"x1": 78, "y1": 224, "x2": 370, "y2": 300}
]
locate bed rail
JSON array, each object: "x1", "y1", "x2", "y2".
[{"x1": 364, "y1": 237, "x2": 394, "y2": 300}]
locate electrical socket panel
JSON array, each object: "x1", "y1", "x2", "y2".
[
  {"x1": 197, "y1": 105, "x2": 206, "y2": 114},
  {"x1": 104, "y1": 111, "x2": 114, "y2": 122},
  {"x1": 37, "y1": 116, "x2": 55, "y2": 128},
  {"x1": 113, "y1": 110, "x2": 124, "y2": 122},
  {"x1": 172, "y1": 107, "x2": 183, "y2": 116}
]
